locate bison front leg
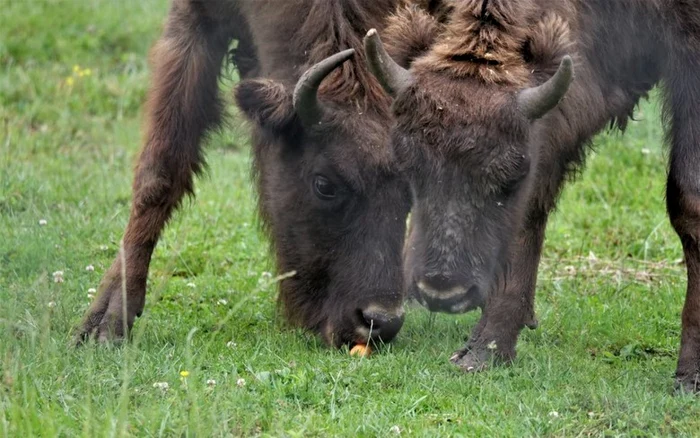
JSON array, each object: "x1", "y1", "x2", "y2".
[
  {"x1": 76, "y1": 1, "x2": 231, "y2": 343},
  {"x1": 451, "y1": 211, "x2": 547, "y2": 371},
  {"x1": 666, "y1": 52, "x2": 700, "y2": 392}
]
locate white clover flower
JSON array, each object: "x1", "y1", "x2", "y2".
[
  {"x1": 206, "y1": 379, "x2": 216, "y2": 387},
  {"x1": 38, "y1": 219, "x2": 47, "y2": 226},
  {"x1": 52, "y1": 271, "x2": 64, "y2": 283},
  {"x1": 85, "y1": 265, "x2": 95, "y2": 272},
  {"x1": 236, "y1": 378, "x2": 246, "y2": 387},
  {"x1": 152, "y1": 382, "x2": 169, "y2": 391}
]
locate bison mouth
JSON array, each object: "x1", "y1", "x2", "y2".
[
  {"x1": 409, "y1": 279, "x2": 485, "y2": 314},
  {"x1": 321, "y1": 304, "x2": 405, "y2": 348}
]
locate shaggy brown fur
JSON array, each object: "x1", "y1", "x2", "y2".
[
  {"x1": 76, "y1": 0, "x2": 445, "y2": 348},
  {"x1": 415, "y1": 0, "x2": 534, "y2": 85},
  {"x1": 368, "y1": 0, "x2": 700, "y2": 392},
  {"x1": 382, "y1": 5, "x2": 444, "y2": 68}
]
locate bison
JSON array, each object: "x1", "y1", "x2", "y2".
[
  {"x1": 76, "y1": 0, "x2": 447, "y2": 348},
  {"x1": 365, "y1": 0, "x2": 700, "y2": 391}
]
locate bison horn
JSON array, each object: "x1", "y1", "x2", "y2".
[
  {"x1": 517, "y1": 55, "x2": 574, "y2": 120},
  {"x1": 293, "y1": 48, "x2": 356, "y2": 127},
  {"x1": 364, "y1": 29, "x2": 413, "y2": 97}
]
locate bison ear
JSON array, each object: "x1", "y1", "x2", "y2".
[{"x1": 234, "y1": 79, "x2": 296, "y2": 132}]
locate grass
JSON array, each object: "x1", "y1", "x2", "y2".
[{"x1": 1, "y1": 1, "x2": 699, "y2": 436}]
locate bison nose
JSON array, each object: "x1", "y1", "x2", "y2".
[
  {"x1": 360, "y1": 306, "x2": 405, "y2": 342},
  {"x1": 414, "y1": 274, "x2": 484, "y2": 314},
  {"x1": 420, "y1": 273, "x2": 460, "y2": 292}
]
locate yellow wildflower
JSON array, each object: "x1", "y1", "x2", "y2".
[
  {"x1": 65, "y1": 77, "x2": 74, "y2": 86},
  {"x1": 73, "y1": 65, "x2": 80, "y2": 73},
  {"x1": 179, "y1": 370, "x2": 190, "y2": 378}
]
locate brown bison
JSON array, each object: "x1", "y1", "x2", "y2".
[
  {"x1": 365, "y1": 0, "x2": 700, "y2": 391},
  {"x1": 76, "y1": 0, "x2": 448, "y2": 348}
]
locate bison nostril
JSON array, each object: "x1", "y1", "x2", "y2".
[{"x1": 360, "y1": 307, "x2": 405, "y2": 342}]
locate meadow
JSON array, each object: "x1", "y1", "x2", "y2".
[{"x1": 1, "y1": 0, "x2": 699, "y2": 436}]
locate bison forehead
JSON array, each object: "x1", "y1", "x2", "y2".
[{"x1": 393, "y1": 79, "x2": 527, "y2": 160}]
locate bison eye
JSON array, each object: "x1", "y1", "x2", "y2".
[{"x1": 313, "y1": 175, "x2": 337, "y2": 200}]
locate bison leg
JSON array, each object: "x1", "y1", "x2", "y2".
[
  {"x1": 666, "y1": 52, "x2": 700, "y2": 392},
  {"x1": 76, "y1": 1, "x2": 231, "y2": 343},
  {"x1": 451, "y1": 210, "x2": 547, "y2": 370}
]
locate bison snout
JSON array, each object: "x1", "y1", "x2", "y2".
[
  {"x1": 357, "y1": 305, "x2": 405, "y2": 343},
  {"x1": 414, "y1": 274, "x2": 484, "y2": 314}
]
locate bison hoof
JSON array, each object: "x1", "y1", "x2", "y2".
[
  {"x1": 450, "y1": 349, "x2": 489, "y2": 372},
  {"x1": 449, "y1": 344, "x2": 499, "y2": 372},
  {"x1": 75, "y1": 312, "x2": 131, "y2": 345},
  {"x1": 674, "y1": 373, "x2": 700, "y2": 394},
  {"x1": 74, "y1": 281, "x2": 141, "y2": 346},
  {"x1": 450, "y1": 338, "x2": 516, "y2": 372}
]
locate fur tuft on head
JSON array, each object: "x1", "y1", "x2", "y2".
[
  {"x1": 415, "y1": 0, "x2": 537, "y2": 85},
  {"x1": 382, "y1": 5, "x2": 444, "y2": 68}
]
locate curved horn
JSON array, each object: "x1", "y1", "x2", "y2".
[
  {"x1": 363, "y1": 29, "x2": 413, "y2": 97},
  {"x1": 293, "y1": 48, "x2": 356, "y2": 127},
  {"x1": 517, "y1": 55, "x2": 574, "y2": 120}
]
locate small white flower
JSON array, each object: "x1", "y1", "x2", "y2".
[
  {"x1": 217, "y1": 299, "x2": 228, "y2": 305},
  {"x1": 390, "y1": 425, "x2": 401, "y2": 435},
  {"x1": 52, "y1": 271, "x2": 64, "y2": 283},
  {"x1": 206, "y1": 379, "x2": 216, "y2": 387},
  {"x1": 85, "y1": 265, "x2": 95, "y2": 272},
  {"x1": 641, "y1": 148, "x2": 651, "y2": 155},
  {"x1": 258, "y1": 271, "x2": 272, "y2": 284},
  {"x1": 152, "y1": 382, "x2": 169, "y2": 391},
  {"x1": 99, "y1": 245, "x2": 108, "y2": 251},
  {"x1": 88, "y1": 287, "x2": 97, "y2": 294},
  {"x1": 487, "y1": 340, "x2": 497, "y2": 350},
  {"x1": 38, "y1": 219, "x2": 47, "y2": 226},
  {"x1": 548, "y1": 411, "x2": 559, "y2": 418},
  {"x1": 186, "y1": 282, "x2": 196, "y2": 288},
  {"x1": 226, "y1": 341, "x2": 237, "y2": 349},
  {"x1": 47, "y1": 301, "x2": 56, "y2": 308},
  {"x1": 236, "y1": 378, "x2": 246, "y2": 387}
]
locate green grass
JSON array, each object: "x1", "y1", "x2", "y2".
[{"x1": 1, "y1": 1, "x2": 698, "y2": 436}]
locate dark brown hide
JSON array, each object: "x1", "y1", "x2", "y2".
[
  {"x1": 76, "y1": 0, "x2": 440, "y2": 347},
  {"x1": 369, "y1": 0, "x2": 700, "y2": 391},
  {"x1": 235, "y1": 0, "x2": 415, "y2": 347}
]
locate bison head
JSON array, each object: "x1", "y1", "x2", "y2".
[
  {"x1": 235, "y1": 50, "x2": 411, "y2": 347},
  {"x1": 364, "y1": 30, "x2": 573, "y2": 314}
]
